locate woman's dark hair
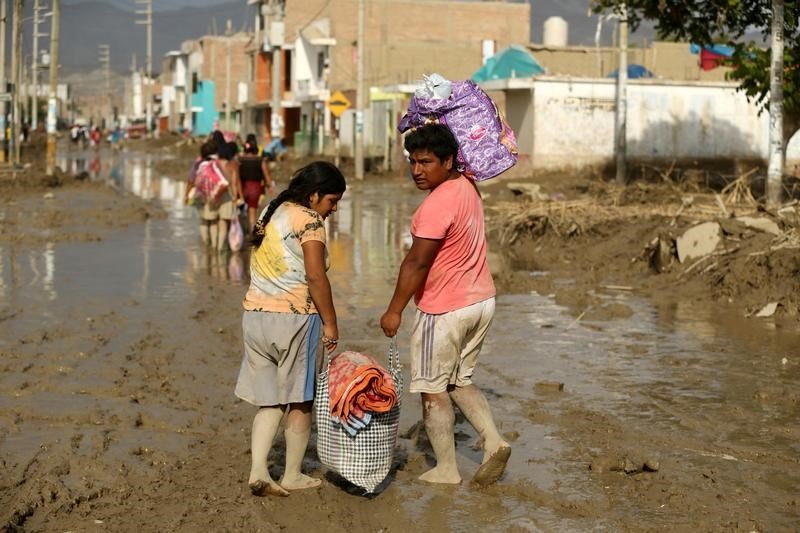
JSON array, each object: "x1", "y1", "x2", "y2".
[
  {"x1": 200, "y1": 140, "x2": 217, "y2": 160},
  {"x1": 404, "y1": 123, "x2": 459, "y2": 165},
  {"x1": 243, "y1": 133, "x2": 259, "y2": 155},
  {"x1": 251, "y1": 161, "x2": 347, "y2": 247},
  {"x1": 219, "y1": 141, "x2": 237, "y2": 161},
  {"x1": 210, "y1": 129, "x2": 226, "y2": 146}
]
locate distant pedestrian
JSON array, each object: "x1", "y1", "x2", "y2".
[
  {"x1": 235, "y1": 160, "x2": 347, "y2": 497},
  {"x1": 380, "y1": 123, "x2": 510, "y2": 486},
  {"x1": 238, "y1": 135, "x2": 275, "y2": 231},
  {"x1": 184, "y1": 139, "x2": 232, "y2": 250},
  {"x1": 263, "y1": 136, "x2": 288, "y2": 162},
  {"x1": 216, "y1": 141, "x2": 243, "y2": 250}
]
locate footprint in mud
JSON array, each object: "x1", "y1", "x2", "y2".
[{"x1": 589, "y1": 452, "x2": 660, "y2": 474}]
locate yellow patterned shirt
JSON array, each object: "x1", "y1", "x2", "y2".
[{"x1": 243, "y1": 202, "x2": 328, "y2": 314}]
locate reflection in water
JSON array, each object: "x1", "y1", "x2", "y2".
[{"x1": 28, "y1": 242, "x2": 57, "y2": 302}]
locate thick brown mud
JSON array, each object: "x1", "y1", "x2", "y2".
[{"x1": 0, "y1": 143, "x2": 798, "y2": 532}]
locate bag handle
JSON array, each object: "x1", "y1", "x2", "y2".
[
  {"x1": 387, "y1": 337, "x2": 400, "y2": 373},
  {"x1": 321, "y1": 338, "x2": 401, "y2": 373}
]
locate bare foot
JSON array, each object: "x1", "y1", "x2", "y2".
[
  {"x1": 472, "y1": 445, "x2": 511, "y2": 486},
  {"x1": 418, "y1": 466, "x2": 461, "y2": 484},
  {"x1": 280, "y1": 473, "x2": 322, "y2": 491},
  {"x1": 248, "y1": 479, "x2": 289, "y2": 497}
]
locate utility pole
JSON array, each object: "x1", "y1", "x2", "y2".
[
  {"x1": 614, "y1": 3, "x2": 628, "y2": 185},
  {"x1": 134, "y1": 0, "x2": 152, "y2": 135},
  {"x1": 0, "y1": 0, "x2": 7, "y2": 163},
  {"x1": 354, "y1": 0, "x2": 365, "y2": 180},
  {"x1": 11, "y1": 0, "x2": 22, "y2": 167},
  {"x1": 98, "y1": 44, "x2": 110, "y2": 128},
  {"x1": 225, "y1": 19, "x2": 232, "y2": 131},
  {"x1": 269, "y1": 0, "x2": 283, "y2": 143},
  {"x1": 45, "y1": 0, "x2": 58, "y2": 176},
  {"x1": 31, "y1": 0, "x2": 43, "y2": 131},
  {"x1": 766, "y1": 0, "x2": 784, "y2": 208}
]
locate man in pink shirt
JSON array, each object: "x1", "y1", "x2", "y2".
[{"x1": 381, "y1": 123, "x2": 511, "y2": 486}]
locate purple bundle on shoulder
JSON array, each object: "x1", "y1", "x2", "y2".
[{"x1": 398, "y1": 77, "x2": 518, "y2": 181}]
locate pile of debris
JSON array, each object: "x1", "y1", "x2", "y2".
[{"x1": 485, "y1": 177, "x2": 800, "y2": 317}]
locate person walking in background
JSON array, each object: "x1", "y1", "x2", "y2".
[
  {"x1": 217, "y1": 140, "x2": 243, "y2": 249},
  {"x1": 380, "y1": 123, "x2": 510, "y2": 486},
  {"x1": 238, "y1": 134, "x2": 275, "y2": 231},
  {"x1": 184, "y1": 140, "x2": 220, "y2": 248},
  {"x1": 184, "y1": 139, "x2": 236, "y2": 252},
  {"x1": 235, "y1": 161, "x2": 346, "y2": 497},
  {"x1": 263, "y1": 136, "x2": 288, "y2": 162}
]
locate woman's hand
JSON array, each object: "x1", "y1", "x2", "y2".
[{"x1": 321, "y1": 323, "x2": 339, "y2": 353}]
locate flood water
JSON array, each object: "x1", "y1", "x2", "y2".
[{"x1": 1, "y1": 148, "x2": 798, "y2": 530}]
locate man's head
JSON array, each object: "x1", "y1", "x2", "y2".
[{"x1": 404, "y1": 123, "x2": 460, "y2": 191}]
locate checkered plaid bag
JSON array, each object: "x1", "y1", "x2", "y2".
[{"x1": 315, "y1": 340, "x2": 403, "y2": 493}]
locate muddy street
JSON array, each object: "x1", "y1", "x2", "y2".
[{"x1": 1, "y1": 147, "x2": 798, "y2": 532}]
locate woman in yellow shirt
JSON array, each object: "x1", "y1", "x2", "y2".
[{"x1": 235, "y1": 161, "x2": 346, "y2": 497}]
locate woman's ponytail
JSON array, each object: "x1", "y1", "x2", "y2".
[{"x1": 250, "y1": 189, "x2": 292, "y2": 247}]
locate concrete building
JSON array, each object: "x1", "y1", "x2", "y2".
[
  {"x1": 160, "y1": 51, "x2": 189, "y2": 133},
  {"x1": 479, "y1": 76, "x2": 800, "y2": 174},
  {"x1": 179, "y1": 31, "x2": 252, "y2": 137},
  {"x1": 247, "y1": 0, "x2": 531, "y2": 156}
]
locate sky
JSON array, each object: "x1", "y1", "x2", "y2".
[{"x1": 62, "y1": 0, "x2": 232, "y2": 11}]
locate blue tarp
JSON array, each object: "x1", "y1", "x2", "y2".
[
  {"x1": 607, "y1": 64, "x2": 654, "y2": 79},
  {"x1": 471, "y1": 45, "x2": 545, "y2": 82}
]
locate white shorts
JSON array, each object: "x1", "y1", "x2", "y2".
[{"x1": 409, "y1": 297, "x2": 495, "y2": 394}]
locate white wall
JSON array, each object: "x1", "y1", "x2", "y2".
[
  {"x1": 526, "y1": 77, "x2": 775, "y2": 169},
  {"x1": 293, "y1": 37, "x2": 328, "y2": 100},
  {"x1": 532, "y1": 79, "x2": 615, "y2": 167},
  {"x1": 174, "y1": 57, "x2": 187, "y2": 87},
  {"x1": 161, "y1": 86, "x2": 175, "y2": 117},
  {"x1": 629, "y1": 83, "x2": 766, "y2": 159}
]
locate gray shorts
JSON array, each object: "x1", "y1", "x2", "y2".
[{"x1": 235, "y1": 311, "x2": 322, "y2": 406}]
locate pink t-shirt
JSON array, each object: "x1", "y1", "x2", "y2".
[{"x1": 411, "y1": 176, "x2": 496, "y2": 314}]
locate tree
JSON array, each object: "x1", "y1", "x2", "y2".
[{"x1": 593, "y1": 0, "x2": 800, "y2": 205}]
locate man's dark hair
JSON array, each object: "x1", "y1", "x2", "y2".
[{"x1": 403, "y1": 123, "x2": 459, "y2": 165}]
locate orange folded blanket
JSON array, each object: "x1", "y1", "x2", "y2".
[{"x1": 328, "y1": 351, "x2": 398, "y2": 434}]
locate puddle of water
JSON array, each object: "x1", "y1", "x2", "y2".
[{"x1": 1, "y1": 149, "x2": 798, "y2": 530}]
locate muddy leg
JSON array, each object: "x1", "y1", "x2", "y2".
[
  {"x1": 248, "y1": 406, "x2": 289, "y2": 496},
  {"x1": 280, "y1": 401, "x2": 321, "y2": 490},
  {"x1": 419, "y1": 392, "x2": 461, "y2": 484},
  {"x1": 217, "y1": 219, "x2": 230, "y2": 252},
  {"x1": 450, "y1": 384, "x2": 510, "y2": 485},
  {"x1": 248, "y1": 207, "x2": 258, "y2": 232},
  {"x1": 208, "y1": 220, "x2": 219, "y2": 250},
  {"x1": 199, "y1": 221, "x2": 210, "y2": 246}
]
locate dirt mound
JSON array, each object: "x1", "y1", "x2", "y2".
[{"x1": 486, "y1": 174, "x2": 800, "y2": 320}]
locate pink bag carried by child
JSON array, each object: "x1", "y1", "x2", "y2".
[{"x1": 398, "y1": 78, "x2": 518, "y2": 181}]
